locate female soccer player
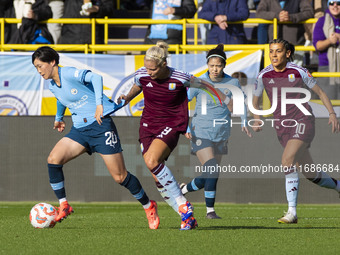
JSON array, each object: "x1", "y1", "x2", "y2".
[
  {"x1": 118, "y1": 41, "x2": 198, "y2": 230},
  {"x1": 180, "y1": 44, "x2": 251, "y2": 219},
  {"x1": 252, "y1": 39, "x2": 340, "y2": 224},
  {"x1": 32, "y1": 46, "x2": 159, "y2": 229}
]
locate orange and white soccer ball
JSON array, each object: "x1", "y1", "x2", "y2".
[{"x1": 29, "y1": 203, "x2": 58, "y2": 228}]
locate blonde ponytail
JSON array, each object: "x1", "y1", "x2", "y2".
[{"x1": 145, "y1": 41, "x2": 169, "y2": 66}]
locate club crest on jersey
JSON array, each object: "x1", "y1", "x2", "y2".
[
  {"x1": 169, "y1": 83, "x2": 176, "y2": 90},
  {"x1": 71, "y1": 88, "x2": 78, "y2": 95},
  {"x1": 288, "y1": 74, "x2": 295, "y2": 82}
]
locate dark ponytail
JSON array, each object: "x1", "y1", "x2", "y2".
[
  {"x1": 269, "y1": 38, "x2": 295, "y2": 62},
  {"x1": 206, "y1": 44, "x2": 227, "y2": 65}
]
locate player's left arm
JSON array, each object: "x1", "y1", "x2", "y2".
[
  {"x1": 311, "y1": 84, "x2": 340, "y2": 133},
  {"x1": 84, "y1": 71, "x2": 104, "y2": 125},
  {"x1": 301, "y1": 68, "x2": 340, "y2": 133}
]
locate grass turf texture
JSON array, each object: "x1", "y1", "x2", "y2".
[{"x1": 1, "y1": 202, "x2": 340, "y2": 255}]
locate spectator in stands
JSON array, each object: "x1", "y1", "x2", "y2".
[
  {"x1": 253, "y1": 0, "x2": 269, "y2": 44},
  {"x1": 59, "y1": 0, "x2": 114, "y2": 45},
  {"x1": 315, "y1": 0, "x2": 331, "y2": 18},
  {"x1": 136, "y1": 0, "x2": 151, "y2": 10},
  {"x1": 313, "y1": 0, "x2": 340, "y2": 99},
  {"x1": 256, "y1": 0, "x2": 314, "y2": 45},
  {"x1": 144, "y1": 0, "x2": 197, "y2": 44},
  {"x1": 0, "y1": 0, "x2": 15, "y2": 43},
  {"x1": 0, "y1": 0, "x2": 12, "y2": 17},
  {"x1": 9, "y1": 0, "x2": 54, "y2": 44},
  {"x1": 197, "y1": 0, "x2": 209, "y2": 44},
  {"x1": 48, "y1": 0, "x2": 64, "y2": 44},
  {"x1": 198, "y1": 0, "x2": 249, "y2": 44}
]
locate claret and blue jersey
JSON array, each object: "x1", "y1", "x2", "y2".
[{"x1": 254, "y1": 62, "x2": 316, "y2": 120}]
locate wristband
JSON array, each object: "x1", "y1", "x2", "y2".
[{"x1": 329, "y1": 112, "x2": 336, "y2": 116}]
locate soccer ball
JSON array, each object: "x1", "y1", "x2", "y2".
[{"x1": 29, "y1": 203, "x2": 58, "y2": 228}]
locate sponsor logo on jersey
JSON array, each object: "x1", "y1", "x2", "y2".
[
  {"x1": 169, "y1": 83, "x2": 176, "y2": 90},
  {"x1": 288, "y1": 74, "x2": 295, "y2": 82},
  {"x1": 146, "y1": 82, "x2": 153, "y2": 87},
  {"x1": 71, "y1": 88, "x2": 78, "y2": 95},
  {"x1": 269, "y1": 79, "x2": 275, "y2": 84},
  {"x1": 293, "y1": 133, "x2": 300, "y2": 138}
]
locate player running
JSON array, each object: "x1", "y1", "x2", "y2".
[
  {"x1": 118, "y1": 41, "x2": 199, "y2": 230},
  {"x1": 252, "y1": 39, "x2": 340, "y2": 224},
  {"x1": 32, "y1": 46, "x2": 159, "y2": 229},
  {"x1": 180, "y1": 44, "x2": 251, "y2": 219}
]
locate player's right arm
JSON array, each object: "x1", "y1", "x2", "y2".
[
  {"x1": 118, "y1": 84, "x2": 142, "y2": 106},
  {"x1": 54, "y1": 99, "x2": 66, "y2": 133}
]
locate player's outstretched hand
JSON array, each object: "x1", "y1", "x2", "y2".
[
  {"x1": 53, "y1": 121, "x2": 65, "y2": 133},
  {"x1": 242, "y1": 126, "x2": 252, "y2": 138},
  {"x1": 329, "y1": 114, "x2": 340, "y2": 133},
  {"x1": 95, "y1": 105, "x2": 103, "y2": 125},
  {"x1": 117, "y1": 95, "x2": 128, "y2": 106}
]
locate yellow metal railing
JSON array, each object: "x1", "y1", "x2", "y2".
[
  {"x1": 1, "y1": 17, "x2": 339, "y2": 107},
  {"x1": 0, "y1": 17, "x2": 300, "y2": 54}
]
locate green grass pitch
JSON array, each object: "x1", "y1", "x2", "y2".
[{"x1": 1, "y1": 202, "x2": 340, "y2": 255}]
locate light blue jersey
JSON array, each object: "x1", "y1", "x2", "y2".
[
  {"x1": 188, "y1": 72, "x2": 247, "y2": 142},
  {"x1": 49, "y1": 66, "x2": 122, "y2": 128}
]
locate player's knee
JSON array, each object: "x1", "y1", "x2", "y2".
[
  {"x1": 47, "y1": 152, "x2": 60, "y2": 165},
  {"x1": 144, "y1": 155, "x2": 160, "y2": 170},
  {"x1": 113, "y1": 171, "x2": 128, "y2": 184},
  {"x1": 113, "y1": 174, "x2": 125, "y2": 184}
]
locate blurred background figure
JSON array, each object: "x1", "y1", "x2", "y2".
[
  {"x1": 313, "y1": 0, "x2": 340, "y2": 99},
  {"x1": 144, "y1": 0, "x2": 197, "y2": 44},
  {"x1": 231, "y1": 71, "x2": 256, "y2": 116},
  {"x1": 253, "y1": 0, "x2": 269, "y2": 44},
  {"x1": 197, "y1": 0, "x2": 209, "y2": 44},
  {"x1": 0, "y1": 0, "x2": 15, "y2": 43},
  {"x1": 48, "y1": 0, "x2": 64, "y2": 44},
  {"x1": 256, "y1": 0, "x2": 314, "y2": 66},
  {"x1": 256, "y1": 0, "x2": 314, "y2": 45},
  {"x1": 59, "y1": 0, "x2": 114, "y2": 45},
  {"x1": 136, "y1": 0, "x2": 151, "y2": 10},
  {"x1": 198, "y1": 0, "x2": 249, "y2": 44},
  {"x1": 9, "y1": 0, "x2": 54, "y2": 44}
]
